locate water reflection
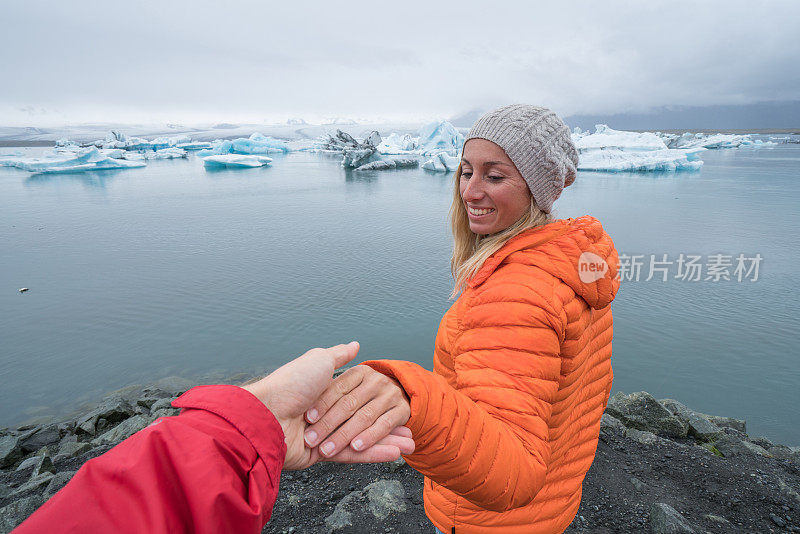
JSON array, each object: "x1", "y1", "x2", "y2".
[{"x1": 24, "y1": 169, "x2": 124, "y2": 189}]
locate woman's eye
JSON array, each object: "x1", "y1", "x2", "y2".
[
  {"x1": 488, "y1": 175, "x2": 504, "y2": 181},
  {"x1": 461, "y1": 172, "x2": 472, "y2": 178}
]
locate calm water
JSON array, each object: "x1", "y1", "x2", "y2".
[{"x1": 1, "y1": 144, "x2": 799, "y2": 445}]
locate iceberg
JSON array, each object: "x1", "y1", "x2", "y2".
[
  {"x1": 84, "y1": 131, "x2": 211, "y2": 152},
  {"x1": 578, "y1": 148, "x2": 705, "y2": 172},
  {"x1": 175, "y1": 141, "x2": 213, "y2": 151},
  {"x1": 147, "y1": 147, "x2": 188, "y2": 159},
  {"x1": 421, "y1": 152, "x2": 460, "y2": 172},
  {"x1": 417, "y1": 120, "x2": 464, "y2": 155},
  {"x1": 320, "y1": 129, "x2": 416, "y2": 170},
  {"x1": 0, "y1": 147, "x2": 146, "y2": 174},
  {"x1": 91, "y1": 147, "x2": 186, "y2": 160},
  {"x1": 573, "y1": 125, "x2": 704, "y2": 172},
  {"x1": 342, "y1": 147, "x2": 379, "y2": 168},
  {"x1": 666, "y1": 132, "x2": 751, "y2": 149},
  {"x1": 321, "y1": 129, "x2": 369, "y2": 152},
  {"x1": 354, "y1": 158, "x2": 418, "y2": 171},
  {"x1": 659, "y1": 131, "x2": 777, "y2": 149},
  {"x1": 769, "y1": 136, "x2": 799, "y2": 144},
  {"x1": 196, "y1": 133, "x2": 289, "y2": 157},
  {"x1": 377, "y1": 133, "x2": 418, "y2": 154},
  {"x1": 202, "y1": 154, "x2": 273, "y2": 169},
  {"x1": 573, "y1": 125, "x2": 668, "y2": 152},
  {"x1": 319, "y1": 120, "x2": 461, "y2": 170}
]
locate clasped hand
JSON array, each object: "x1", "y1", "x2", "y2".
[{"x1": 242, "y1": 342, "x2": 412, "y2": 470}]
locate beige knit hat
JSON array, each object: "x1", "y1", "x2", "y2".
[{"x1": 464, "y1": 104, "x2": 578, "y2": 213}]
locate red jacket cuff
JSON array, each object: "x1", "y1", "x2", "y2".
[{"x1": 172, "y1": 385, "x2": 287, "y2": 470}]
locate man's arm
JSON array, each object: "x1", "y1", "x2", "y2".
[
  {"x1": 13, "y1": 342, "x2": 414, "y2": 534},
  {"x1": 14, "y1": 385, "x2": 285, "y2": 534}
]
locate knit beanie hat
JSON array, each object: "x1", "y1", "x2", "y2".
[{"x1": 464, "y1": 104, "x2": 579, "y2": 213}]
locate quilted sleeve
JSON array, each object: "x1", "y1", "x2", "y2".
[{"x1": 362, "y1": 274, "x2": 564, "y2": 512}]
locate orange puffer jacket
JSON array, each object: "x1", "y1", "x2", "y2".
[{"x1": 363, "y1": 215, "x2": 620, "y2": 534}]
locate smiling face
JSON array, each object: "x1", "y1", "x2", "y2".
[{"x1": 459, "y1": 138, "x2": 532, "y2": 235}]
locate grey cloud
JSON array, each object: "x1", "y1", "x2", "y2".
[{"x1": 1, "y1": 0, "x2": 798, "y2": 125}]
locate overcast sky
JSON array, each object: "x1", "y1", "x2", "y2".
[{"x1": 2, "y1": 0, "x2": 799, "y2": 126}]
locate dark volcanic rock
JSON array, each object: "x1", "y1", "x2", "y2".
[
  {"x1": 606, "y1": 392, "x2": 688, "y2": 438},
  {"x1": 0, "y1": 435, "x2": 22, "y2": 469},
  {"x1": 712, "y1": 434, "x2": 770, "y2": 458},
  {"x1": 44, "y1": 471, "x2": 75, "y2": 498},
  {"x1": 75, "y1": 397, "x2": 133, "y2": 436},
  {"x1": 659, "y1": 398, "x2": 723, "y2": 442},
  {"x1": 19, "y1": 425, "x2": 60, "y2": 454},
  {"x1": 649, "y1": 502, "x2": 695, "y2": 533},
  {"x1": 0, "y1": 495, "x2": 45, "y2": 532}
]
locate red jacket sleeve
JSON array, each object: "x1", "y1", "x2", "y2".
[{"x1": 14, "y1": 385, "x2": 287, "y2": 534}]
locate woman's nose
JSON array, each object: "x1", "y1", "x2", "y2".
[{"x1": 462, "y1": 175, "x2": 484, "y2": 201}]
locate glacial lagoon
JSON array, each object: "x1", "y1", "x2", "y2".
[{"x1": 1, "y1": 143, "x2": 798, "y2": 445}]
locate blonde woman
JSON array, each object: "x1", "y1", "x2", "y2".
[{"x1": 304, "y1": 105, "x2": 621, "y2": 533}]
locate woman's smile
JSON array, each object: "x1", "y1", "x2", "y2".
[{"x1": 467, "y1": 205, "x2": 496, "y2": 217}]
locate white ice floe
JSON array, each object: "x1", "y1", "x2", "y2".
[
  {"x1": 354, "y1": 158, "x2": 418, "y2": 171},
  {"x1": 662, "y1": 132, "x2": 776, "y2": 149},
  {"x1": 573, "y1": 125, "x2": 705, "y2": 172},
  {"x1": 372, "y1": 120, "x2": 464, "y2": 159},
  {"x1": 578, "y1": 148, "x2": 705, "y2": 172},
  {"x1": 377, "y1": 133, "x2": 419, "y2": 154},
  {"x1": 111, "y1": 147, "x2": 187, "y2": 160},
  {"x1": 0, "y1": 147, "x2": 146, "y2": 174},
  {"x1": 175, "y1": 141, "x2": 213, "y2": 151},
  {"x1": 573, "y1": 125, "x2": 667, "y2": 152},
  {"x1": 202, "y1": 154, "x2": 273, "y2": 169},
  {"x1": 196, "y1": 133, "x2": 289, "y2": 157},
  {"x1": 321, "y1": 130, "x2": 411, "y2": 170},
  {"x1": 148, "y1": 147, "x2": 188, "y2": 159},
  {"x1": 421, "y1": 152, "x2": 460, "y2": 172},
  {"x1": 79, "y1": 131, "x2": 209, "y2": 153}
]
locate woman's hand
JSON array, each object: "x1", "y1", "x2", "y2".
[
  {"x1": 303, "y1": 365, "x2": 412, "y2": 459},
  {"x1": 241, "y1": 342, "x2": 414, "y2": 470}
]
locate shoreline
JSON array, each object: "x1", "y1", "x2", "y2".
[{"x1": 1, "y1": 383, "x2": 799, "y2": 533}]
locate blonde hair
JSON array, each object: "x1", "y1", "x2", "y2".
[{"x1": 449, "y1": 163, "x2": 555, "y2": 299}]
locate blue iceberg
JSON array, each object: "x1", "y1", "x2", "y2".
[
  {"x1": 0, "y1": 147, "x2": 146, "y2": 174},
  {"x1": 196, "y1": 133, "x2": 289, "y2": 157},
  {"x1": 573, "y1": 125, "x2": 705, "y2": 172},
  {"x1": 421, "y1": 152, "x2": 460, "y2": 172},
  {"x1": 417, "y1": 120, "x2": 464, "y2": 155},
  {"x1": 202, "y1": 154, "x2": 273, "y2": 169}
]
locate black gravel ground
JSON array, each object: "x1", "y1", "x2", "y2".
[{"x1": 262, "y1": 431, "x2": 800, "y2": 534}]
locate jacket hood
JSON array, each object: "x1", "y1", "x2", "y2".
[{"x1": 467, "y1": 215, "x2": 620, "y2": 309}]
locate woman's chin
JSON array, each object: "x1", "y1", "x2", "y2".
[{"x1": 469, "y1": 221, "x2": 496, "y2": 235}]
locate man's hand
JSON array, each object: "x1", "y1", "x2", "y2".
[{"x1": 241, "y1": 342, "x2": 414, "y2": 470}]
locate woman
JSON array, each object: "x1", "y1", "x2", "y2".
[{"x1": 304, "y1": 104, "x2": 621, "y2": 533}]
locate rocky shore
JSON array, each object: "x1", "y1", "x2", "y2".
[{"x1": 2, "y1": 383, "x2": 799, "y2": 534}]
